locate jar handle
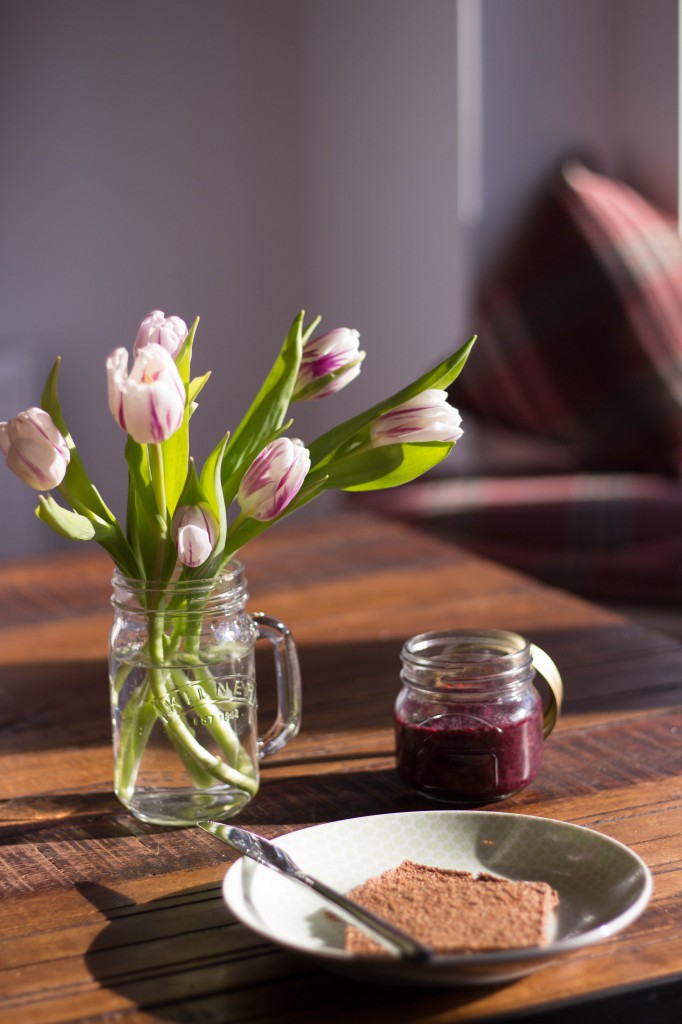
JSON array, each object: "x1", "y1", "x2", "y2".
[
  {"x1": 530, "y1": 644, "x2": 564, "y2": 738},
  {"x1": 252, "y1": 612, "x2": 303, "y2": 760}
]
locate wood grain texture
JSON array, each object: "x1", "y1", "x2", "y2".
[{"x1": 0, "y1": 512, "x2": 680, "y2": 1023}]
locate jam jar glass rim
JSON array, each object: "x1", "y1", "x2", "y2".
[{"x1": 400, "y1": 627, "x2": 534, "y2": 691}]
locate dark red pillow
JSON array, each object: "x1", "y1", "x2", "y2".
[{"x1": 455, "y1": 160, "x2": 682, "y2": 477}]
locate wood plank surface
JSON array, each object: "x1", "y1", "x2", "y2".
[{"x1": 0, "y1": 512, "x2": 680, "y2": 1023}]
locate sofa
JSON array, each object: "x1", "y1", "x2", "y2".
[{"x1": 358, "y1": 159, "x2": 682, "y2": 621}]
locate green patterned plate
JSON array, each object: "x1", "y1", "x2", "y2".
[{"x1": 222, "y1": 810, "x2": 652, "y2": 986}]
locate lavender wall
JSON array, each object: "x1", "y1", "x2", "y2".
[
  {"x1": 477, "y1": 0, "x2": 678, "y2": 274},
  {"x1": 0, "y1": 0, "x2": 677, "y2": 561},
  {"x1": 0, "y1": 0, "x2": 308, "y2": 556}
]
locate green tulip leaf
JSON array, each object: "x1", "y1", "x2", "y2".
[
  {"x1": 161, "y1": 433, "x2": 189, "y2": 518},
  {"x1": 161, "y1": 317, "x2": 200, "y2": 515},
  {"x1": 37, "y1": 496, "x2": 105, "y2": 541},
  {"x1": 183, "y1": 436, "x2": 230, "y2": 578},
  {"x1": 175, "y1": 316, "x2": 199, "y2": 386},
  {"x1": 36, "y1": 496, "x2": 138, "y2": 576},
  {"x1": 188, "y1": 371, "x2": 211, "y2": 413},
  {"x1": 220, "y1": 312, "x2": 306, "y2": 502},
  {"x1": 41, "y1": 358, "x2": 120, "y2": 526},
  {"x1": 308, "y1": 441, "x2": 453, "y2": 492},
  {"x1": 40, "y1": 357, "x2": 140, "y2": 575},
  {"x1": 125, "y1": 438, "x2": 168, "y2": 578},
  {"x1": 199, "y1": 434, "x2": 229, "y2": 546},
  {"x1": 161, "y1": 413, "x2": 189, "y2": 520},
  {"x1": 176, "y1": 458, "x2": 206, "y2": 509}
]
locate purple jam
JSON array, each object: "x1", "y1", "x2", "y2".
[{"x1": 394, "y1": 696, "x2": 544, "y2": 803}]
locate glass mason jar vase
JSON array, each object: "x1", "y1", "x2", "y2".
[
  {"x1": 109, "y1": 564, "x2": 301, "y2": 827},
  {"x1": 394, "y1": 629, "x2": 563, "y2": 804}
]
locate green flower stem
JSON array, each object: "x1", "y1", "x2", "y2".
[
  {"x1": 148, "y1": 443, "x2": 168, "y2": 535},
  {"x1": 115, "y1": 661, "x2": 232, "y2": 796},
  {"x1": 115, "y1": 676, "x2": 156, "y2": 802},
  {"x1": 172, "y1": 663, "x2": 257, "y2": 777},
  {"x1": 112, "y1": 662, "x2": 148, "y2": 801},
  {"x1": 113, "y1": 660, "x2": 134, "y2": 698},
  {"x1": 112, "y1": 585, "x2": 258, "y2": 803},
  {"x1": 153, "y1": 676, "x2": 258, "y2": 793},
  {"x1": 168, "y1": 666, "x2": 245, "y2": 763},
  {"x1": 161, "y1": 594, "x2": 256, "y2": 770},
  {"x1": 169, "y1": 605, "x2": 256, "y2": 766},
  {"x1": 145, "y1": 612, "x2": 258, "y2": 795},
  {"x1": 165, "y1": 723, "x2": 218, "y2": 789}
]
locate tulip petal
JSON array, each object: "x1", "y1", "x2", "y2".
[
  {"x1": 134, "y1": 310, "x2": 188, "y2": 358},
  {"x1": 293, "y1": 327, "x2": 365, "y2": 401},
  {"x1": 170, "y1": 503, "x2": 218, "y2": 567},
  {"x1": 0, "y1": 408, "x2": 70, "y2": 490},
  {"x1": 370, "y1": 389, "x2": 463, "y2": 447},
  {"x1": 107, "y1": 343, "x2": 185, "y2": 444},
  {"x1": 238, "y1": 437, "x2": 311, "y2": 521},
  {"x1": 107, "y1": 349, "x2": 130, "y2": 427},
  {"x1": 6, "y1": 436, "x2": 67, "y2": 490}
]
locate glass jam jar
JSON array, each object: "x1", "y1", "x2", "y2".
[{"x1": 394, "y1": 629, "x2": 563, "y2": 804}]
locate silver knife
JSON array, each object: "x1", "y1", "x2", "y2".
[{"x1": 198, "y1": 819, "x2": 432, "y2": 961}]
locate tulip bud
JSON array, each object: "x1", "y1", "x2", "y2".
[
  {"x1": 134, "y1": 310, "x2": 188, "y2": 359},
  {"x1": 107, "y1": 343, "x2": 185, "y2": 444},
  {"x1": 0, "y1": 407, "x2": 70, "y2": 490},
  {"x1": 293, "y1": 327, "x2": 365, "y2": 401},
  {"x1": 170, "y1": 504, "x2": 218, "y2": 567},
  {"x1": 237, "y1": 437, "x2": 311, "y2": 522},
  {"x1": 370, "y1": 389, "x2": 463, "y2": 447}
]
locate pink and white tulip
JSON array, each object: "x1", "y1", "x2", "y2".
[
  {"x1": 171, "y1": 504, "x2": 218, "y2": 567},
  {"x1": 237, "y1": 438, "x2": 311, "y2": 522},
  {"x1": 107, "y1": 343, "x2": 185, "y2": 444},
  {"x1": 0, "y1": 407, "x2": 70, "y2": 490},
  {"x1": 293, "y1": 327, "x2": 365, "y2": 400},
  {"x1": 134, "y1": 310, "x2": 188, "y2": 359},
  {"x1": 370, "y1": 389, "x2": 463, "y2": 447}
]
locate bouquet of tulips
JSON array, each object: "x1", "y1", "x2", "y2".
[
  {"x1": 0, "y1": 310, "x2": 473, "y2": 576},
  {"x1": 0, "y1": 309, "x2": 474, "y2": 819}
]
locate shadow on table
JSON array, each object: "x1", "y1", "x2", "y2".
[
  {"x1": 263, "y1": 622, "x2": 682, "y2": 732},
  {"x1": 0, "y1": 765, "x2": 434, "y2": 848},
  {"x1": 79, "y1": 878, "x2": 514, "y2": 1024},
  {"x1": 80, "y1": 877, "x2": 682, "y2": 1023},
  {"x1": 3, "y1": 617, "x2": 679, "y2": 760}
]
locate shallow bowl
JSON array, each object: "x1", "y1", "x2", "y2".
[{"x1": 222, "y1": 810, "x2": 652, "y2": 986}]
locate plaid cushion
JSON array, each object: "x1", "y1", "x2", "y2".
[
  {"x1": 357, "y1": 473, "x2": 682, "y2": 604},
  {"x1": 454, "y1": 160, "x2": 682, "y2": 477}
]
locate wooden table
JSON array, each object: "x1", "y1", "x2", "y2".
[{"x1": 1, "y1": 512, "x2": 681, "y2": 1023}]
